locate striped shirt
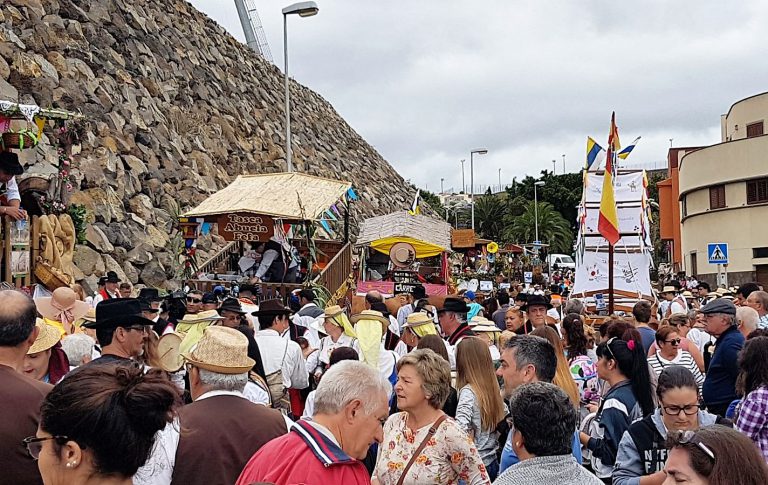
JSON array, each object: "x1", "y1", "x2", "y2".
[{"x1": 648, "y1": 350, "x2": 705, "y2": 391}]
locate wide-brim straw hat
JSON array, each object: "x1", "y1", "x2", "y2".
[
  {"x1": 469, "y1": 315, "x2": 492, "y2": 327},
  {"x1": 324, "y1": 305, "x2": 345, "y2": 319},
  {"x1": 350, "y1": 310, "x2": 389, "y2": 325},
  {"x1": 181, "y1": 326, "x2": 255, "y2": 374},
  {"x1": 660, "y1": 285, "x2": 677, "y2": 294},
  {"x1": 28, "y1": 320, "x2": 61, "y2": 355},
  {"x1": 403, "y1": 311, "x2": 434, "y2": 329},
  {"x1": 78, "y1": 307, "x2": 96, "y2": 325},
  {"x1": 34, "y1": 287, "x2": 90, "y2": 323},
  {"x1": 157, "y1": 332, "x2": 184, "y2": 372},
  {"x1": 682, "y1": 291, "x2": 693, "y2": 298},
  {"x1": 179, "y1": 309, "x2": 224, "y2": 324},
  {"x1": 473, "y1": 324, "x2": 501, "y2": 333}
]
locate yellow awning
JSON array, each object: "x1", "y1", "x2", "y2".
[{"x1": 369, "y1": 236, "x2": 445, "y2": 259}]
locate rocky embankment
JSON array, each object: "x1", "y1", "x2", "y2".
[{"x1": 0, "y1": 0, "x2": 414, "y2": 290}]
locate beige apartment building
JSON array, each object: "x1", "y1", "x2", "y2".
[{"x1": 676, "y1": 92, "x2": 768, "y2": 285}]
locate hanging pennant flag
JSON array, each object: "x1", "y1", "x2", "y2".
[
  {"x1": 597, "y1": 112, "x2": 621, "y2": 246},
  {"x1": 330, "y1": 203, "x2": 341, "y2": 217},
  {"x1": 324, "y1": 209, "x2": 338, "y2": 221},
  {"x1": 617, "y1": 136, "x2": 641, "y2": 160},
  {"x1": 35, "y1": 117, "x2": 46, "y2": 138},
  {"x1": 585, "y1": 137, "x2": 606, "y2": 171},
  {"x1": 319, "y1": 218, "x2": 332, "y2": 234},
  {"x1": 346, "y1": 187, "x2": 358, "y2": 201},
  {"x1": 407, "y1": 189, "x2": 421, "y2": 215},
  {"x1": 200, "y1": 222, "x2": 211, "y2": 235}
]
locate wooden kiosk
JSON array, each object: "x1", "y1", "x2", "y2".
[{"x1": 181, "y1": 172, "x2": 355, "y2": 304}]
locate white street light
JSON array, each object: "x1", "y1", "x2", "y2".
[
  {"x1": 470, "y1": 148, "x2": 488, "y2": 231},
  {"x1": 534, "y1": 181, "x2": 545, "y2": 250},
  {"x1": 283, "y1": 1, "x2": 319, "y2": 172}
]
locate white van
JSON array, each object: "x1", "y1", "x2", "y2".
[{"x1": 547, "y1": 253, "x2": 575, "y2": 271}]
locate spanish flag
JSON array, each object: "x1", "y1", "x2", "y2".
[{"x1": 598, "y1": 112, "x2": 621, "y2": 245}]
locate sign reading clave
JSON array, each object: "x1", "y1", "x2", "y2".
[{"x1": 218, "y1": 213, "x2": 275, "y2": 242}]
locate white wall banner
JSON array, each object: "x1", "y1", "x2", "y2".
[
  {"x1": 573, "y1": 249, "x2": 653, "y2": 296},
  {"x1": 585, "y1": 172, "x2": 645, "y2": 204}
]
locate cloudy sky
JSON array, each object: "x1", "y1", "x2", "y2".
[{"x1": 189, "y1": 0, "x2": 768, "y2": 193}]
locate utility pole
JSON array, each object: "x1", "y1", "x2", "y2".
[
  {"x1": 562, "y1": 154, "x2": 566, "y2": 173},
  {"x1": 551, "y1": 159, "x2": 556, "y2": 175},
  {"x1": 460, "y1": 159, "x2": 466, "y2": 194},
  {"x1": 498, "y1": 168, "x2": 502, "y2": 192},
  {"x1": 440, "y1": 178, "x2": 444, "y2": 194}
]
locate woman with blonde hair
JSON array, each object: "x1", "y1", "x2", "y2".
[
  {"x1": 531, "y1": 326, "x2": 580, "y2": 408},
  {"x1": 455, "y1": 337, "x2": 507, "y2": 480}
]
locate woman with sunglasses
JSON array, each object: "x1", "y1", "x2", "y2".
[
  {"x1": 613, "y1": 366, "x2": 723, "y2": 485},
  {"x1": 647, "y1": 314, "x2": 705, "y2": 372},
  {"x1": 664, "y1": 425, "x2": 768, "y2": 484},
  {"x1": 648, "y1": 327, "x2": 705, "y2": 393},
  {"x1": 579, "y1": 331, "x2": 655, "y2": 482},
  {"x1": 25, "y1": 363, "x2": 180, "y2": 485}
]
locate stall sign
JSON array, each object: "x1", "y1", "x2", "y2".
[
  {"x1": 479, "y1": 280, "x2": 493, "y2": 292},
  {"x1": 218, "y1": 213, "x2": 275, "y2": 242},
  {"x1": 524, "y1": 271, "x2": 533, "y2": 284},
  {"x1": 393, "y1": 270, "x2": 418, "y2": 294}
]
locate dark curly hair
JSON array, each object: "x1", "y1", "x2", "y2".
[
  {"x1": 562, "y1": 313, "x2": 588, "y2": 357},
  {"x1": 737, "y1": 336, "x2": 768, "y2": 397},
  {"x1": 41, "y1": 364, "x2": 181, "y2": 478}
]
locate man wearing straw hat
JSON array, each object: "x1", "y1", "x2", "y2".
[{"x1": 161, "y1": 326, "x2": 288, "y2": 485}]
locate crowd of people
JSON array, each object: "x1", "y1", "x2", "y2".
[{"x1": 2, "y1": 277, "x2": 768, "y2": 484}]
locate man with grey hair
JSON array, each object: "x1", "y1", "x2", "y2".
[
  {"x1": 136, "y1": 326, "x2": 288, "y2": 485},
  {"x1": 701, "y1": 298, "x2": 744, "y2": 417},
  {"x1": 745, "y1": 290, "x2": 768, "y2": 329},
  {"x1": 60, "y1": 333, "x2": 94, "y2": 371},
  {"x1": 495, "y1": 335, "x2": 582, "y2": 474},
  {"x1": 737, "y1": 306, "x2": 760, "y2": 338},
  {"x1": 563, "y1": 298, "x2": 585, "y2": 316},
  {"x1": 237, "y1": 360, "x2": 391, "y2": 485}
]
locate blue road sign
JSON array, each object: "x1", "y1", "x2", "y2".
[{"x1": 707, "y1": 243, "x2": 729, "y2": 264}]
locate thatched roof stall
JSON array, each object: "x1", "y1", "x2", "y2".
[
  {"x1": 182, "y1": 173, "x2": 352, "y2": 222},
  {"x1": 356, "y1": 211, "x2": 452, "y2": 258}
]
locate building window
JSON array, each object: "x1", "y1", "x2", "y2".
[
  {"x1": 681, "y1": 195, "x2": 687, "y2": 218},
  {"x1": 747, "y1": 178, "x2": 768, "y2": 205},
  {"x1": 746, "y1": 121, "x2": 764, "y2": 138},
  {"x1": 690, "y1": 252, "x2": 698, "y2": 278},
  {"x1": 709, "y1": 185, "x2": 726, "y2": 209},
  {"x1": 754, "y1": 247, "x2": 768, "y2": 259}
]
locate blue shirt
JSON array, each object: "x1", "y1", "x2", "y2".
[
  {"x1": 499, "y1": 429, "x2": 582, "y2": 473},
  {"x1": 702, "y1": 325, "x2": 744, "y2": 406},
  {"x1": 636, "y1": 326, "x2": 656, "y2": 354}
]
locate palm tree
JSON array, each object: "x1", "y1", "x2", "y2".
[
  {"x1": 505, "y1": 201, "x2": 573, "y2": 253},
  {"x1": 473, "y1": 194, "x2": 506, "y2": 242}
]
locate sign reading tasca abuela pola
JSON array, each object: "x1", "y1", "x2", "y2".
[{"x1": 217, "y1": 213, "x2": 275, "y2": 242}]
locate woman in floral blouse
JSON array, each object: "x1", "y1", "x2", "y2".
[{"x1": 372, "y1": 349, "x2": 490, "y2": 485}]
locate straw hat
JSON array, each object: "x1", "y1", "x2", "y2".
[
  {"x1": 78, "y1": 307, "x2": 96, "y2": 325},
  {"x1": 35, "y1": 287, "x2": 90, "y2": 324},
  {"x1": 660, "y1": 286, "x2": 677, "y2": 294},
  {"x1": 28, "y1": 320, "x2": 61, "y2": 355},
  {"x1": 324, "y1": 305, "x2": 345, "y2": 318},
  {"x1": 157, "y1": 332, "x2": 184, "y2": 372},
  {"x1": 403, "y1": 311, "x2": 434, "y2": 329},
  {"x1": 473, "y1": 324, "x2": 501, "y2": 333},
  {"x1": 181, "y1": 326, "x2": 255, "y2": 374},
  {"x1": 682, "y1": 291, "x2": 693, "y2": 298},
  {"x1": 350, "y1": 310, "x2": 389, "y2": 325},
  {"x1": 179, "y1": 310, "x2": 224, "y2": 324},
  {"x1": 469, "y1": 315, "x2": 492, "y2": 327}
]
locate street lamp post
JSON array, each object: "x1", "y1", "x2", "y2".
[
  {"x1": 551, "y1": 159, "x2": 556, "y2": 175},
  {"x1": 282, "y1": 1, "x2": 319, "y2": 173},
  {"x1": 562, "y1": 154, "x2": 566, "y2": 173},
  {"x1": 460, "y1": 159, "x2": 466, "y2": 193},
  {"x1": 470, "y1": 148, "x2": 488, "y2": 231},
  {"x1": 534, "y1": 181, "x2": 545, "y2": 250},
  {"x1": 498, "y1": 168, "x2": 501, "y2": 192}
]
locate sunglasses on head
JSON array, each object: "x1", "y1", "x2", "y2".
[
  {"x1": 675, "y1": 429, "x2": 715, "y2": 461},
  {"x1": 187, "y1": 297, "x2": 202, "y2": 303}
]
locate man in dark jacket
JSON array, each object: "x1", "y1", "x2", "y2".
[{"x1": 701, "y1": 298, "x2": 744, "y2": 416}]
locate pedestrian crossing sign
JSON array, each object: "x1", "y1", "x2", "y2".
[{"x1": 707, "y1": 243, "x2": 728, "y2": 264}]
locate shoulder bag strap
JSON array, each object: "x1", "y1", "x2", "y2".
[{"x1": 396, "y1": 414, "x2": 448, "y2": 485}]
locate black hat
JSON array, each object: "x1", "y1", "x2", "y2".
[
  {"x1": 514, "y1": 292, "x2": 528, "y2": 302},
  {"x1": 83, "y1": 298, "x2": 155, "y2": 329},
  {"x1": 138, "y1": 299, "x2": 160, "y2": 313},
  {"x1": 105, "y1": 271, "x2": 120, "y2": 283},
  {"x1": 251, "y1": 299, "x2": 292, "y2": 317},
  {"x1": 438, "y1": 297, "x2": 470, "y2": 314},
  {"x1": 138, "y1": 288, "x2": 161, "y2": 302},
  {"x1": 98, "y1": 276, "x2": 107, "y2": 286},
  {"x1": 520, "y1": 294, "x2": 552, "y2": 311},
  {"x1": 219, "y1": 297, "x2": 246, "y2": 315},
  {"x1": 0, "y1": 152, "x2": 23, "y2": 176},
  {"x1": 202, "y1": 292, "x2": 219, "y2": 304},
  {"x1": 412, "y1": 285, "x2": 426, "y2": 299}
]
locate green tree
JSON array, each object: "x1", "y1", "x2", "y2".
[
  {"x1": 505, "y1": 201, "x2": 574, "y2": 253},
  {"x1": 420, "y1": 189, "x2": 446, "y2": 216},
  {"x1": 474, "y1": 194, "x2": 506, "y2": 242}
]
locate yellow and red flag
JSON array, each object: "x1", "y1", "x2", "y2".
[{"x1": 598, "y1": 112, "x2": 621, "y2": 245}]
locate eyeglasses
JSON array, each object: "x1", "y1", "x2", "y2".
[
  {"x1": 662, "y1": 403, "x2": 700, "y2": 416},
  {"x1": 22, "y1": 436, "x2": 68, "y2": 460},
  {"x1": 125, "y1": 326, "x2": 148, "y2": 334},
  {"x1": 675, "y1": 429, "x2": 715, "y2": 461},
  {"x1": 187, "y1": 297, "x2": 202, "y2": 303},
  {"x1": 664, "y1": 338, "x2": 682, "y2": 345}
]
